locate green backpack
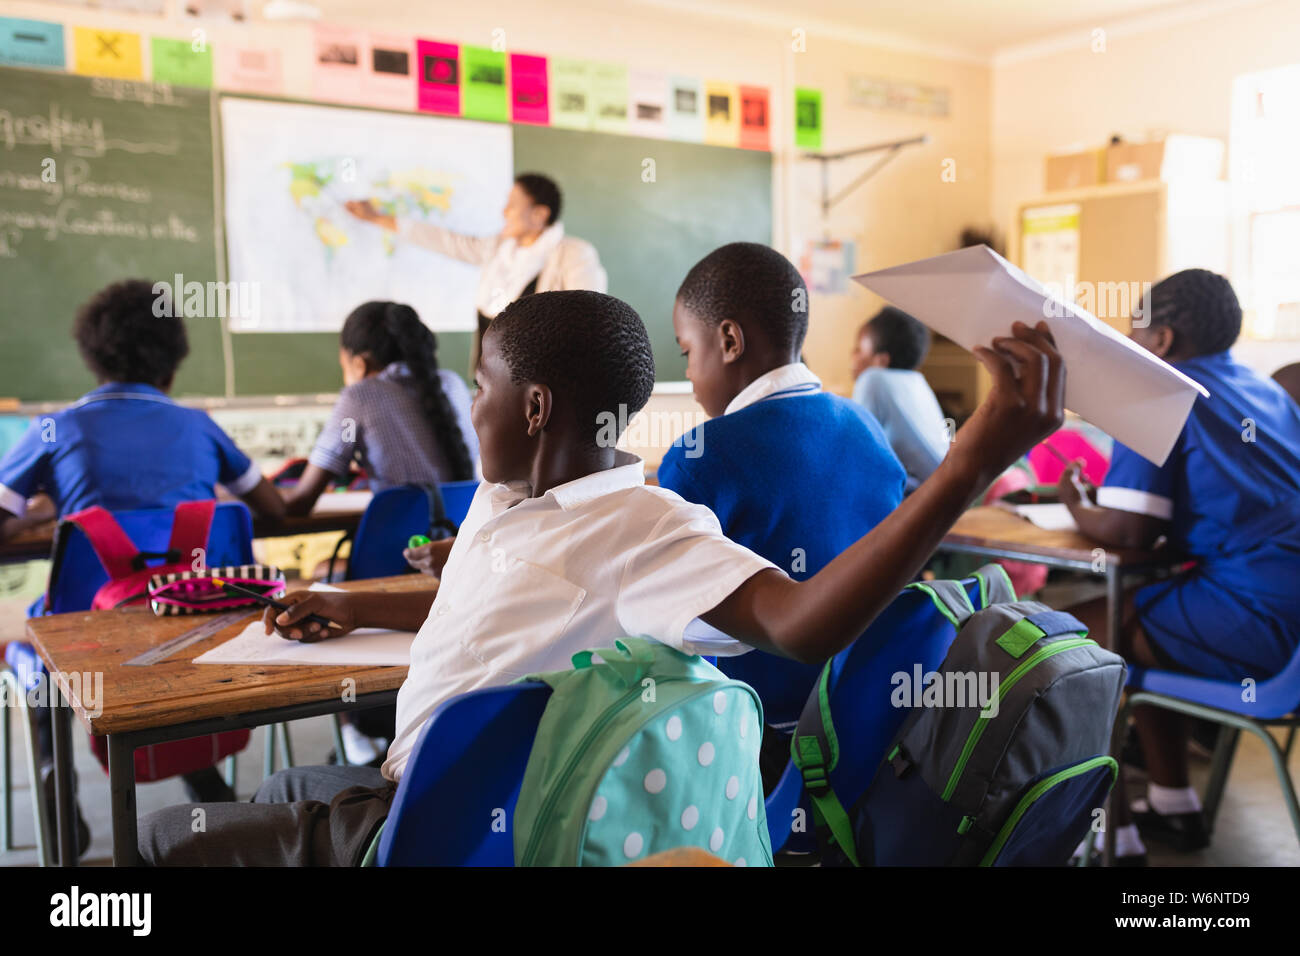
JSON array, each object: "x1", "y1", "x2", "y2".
[{"x1": 513, "y1": 638, "x2": 774, "y2": 867}]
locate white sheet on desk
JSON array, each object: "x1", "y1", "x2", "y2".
[
  {"x1": 192, "y1": 619, "x2": 414, "y2": 667},
  {"x1": 311, "y1": 490, "x2": 373, "y2": 514},
  {"x1": 853, "y1": 245, "x2": 1208, "y2": 467},
  {"x1": 1012, "y1": 502, "x2": 1079, "y2": 532}
]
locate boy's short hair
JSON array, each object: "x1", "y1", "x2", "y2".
[
  {"x1": 74, "y1": 279, "x2": 189, "y2": 387},
  {"x1": 676, "y1": 242, "x2": 808, "y2": 354},
  {"x1": 863, "y1": 306, "x2": 930, "y2": 370},
  {"x1": 514, "y1": 172, "x2": 562, "y2": 225},
  {"x1": 489, "y1": 290, "x2": 655, "y2": 445},
  {"x1": 1147, "y1": 269, "x2": 1241, "y2": 356}
]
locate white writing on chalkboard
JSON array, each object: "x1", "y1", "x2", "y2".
[{"x1": 0, "y1": 105, "x2": 179, "y2": 157}]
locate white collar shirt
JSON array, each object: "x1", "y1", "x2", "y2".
[{"x1": 724, "y1": 362, "x2": 822, "y2": 416}]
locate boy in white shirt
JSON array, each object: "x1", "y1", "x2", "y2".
[{"x1": 138, "y1": 289, "x2": 1063, "y2": 866}]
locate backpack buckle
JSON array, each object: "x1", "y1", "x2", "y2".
[
  {"x1": 794, "y1": 736, "x2": 831, "y2": 795},
  {"x1": 131, "y1": 549, "x2": 181, "y2": 572}
]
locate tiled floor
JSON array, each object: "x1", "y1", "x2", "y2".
[{"x1": 1, "y1": 704, "x2": 1297, "y2": 866}]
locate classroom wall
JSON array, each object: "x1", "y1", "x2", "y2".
[{"x1": 0, "y1": 0, "x2": 992, "y2": 396}]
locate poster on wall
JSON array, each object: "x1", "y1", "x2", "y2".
[
  {"x1": 1019, "y1": 203, "x2": 1082, "y2": 301},
  {"x1": 629, "y1": 70, "x2": 667, "y2": 138},
  {"x1": 217, "y1": 46, "x2": 282, "y2": 94},
  {"x1": 591, "y1": 62, "x2": 629, "y2": 134},
  {"x1": 704, "y1": 81, "x2": 738, "y2": 146},
  {"x1": 510, "y1": 53, "x2": 549, "y2": 125},
  {"x1": 794, "y1": 87, "x2": 822, "y2": 150},
  {"x1": 151, "y1": 36, "x2": 213, "y2": 88},
  {"x1": 550, "y1": 58, "x2": 593, "y2": 129},
  {"x1": 461, "y1": 45, "x2": 508, "y2": 122},
  {"x1": 799, "y1": 239, "x2": 857, "y2": 294},
  {"x1": 668, "y1": 75, "x2": 703, "y2": 142},
  {"x1": 220, "y1": 97, "x2": 512, "y2": 333},
  {"x1": 365, "y1": 33, "x2": 416, "y2": 111},
  {"x1": 0, "y1": 18, "x2": 65, "y2": 69},
  {"x1": 416, "y1": 39, "x2": 459, "y2": 115},
  {"x1": 72, "y1": 27, "x2": 143, "y2": 79},
  {"x1": 313, "y1": 24, "x2": 365, "y2": 104},
  {"x1": 738, "y1": 85, "x2": 770, "y2": 151}
]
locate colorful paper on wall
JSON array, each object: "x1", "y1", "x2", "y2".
[
  {"x1": 704, "y1": 81, "x2": 738, "y2": 146},
  {"x1": 590, "y1": 62, "x2": 628, "y2": 134},
  {"x1": 799, "y1": 239, "x2": 856, "y2": 294},
  {"x1": 629, "y1": 70, "x2": 667, "y2": 138},
  {"x1": 0, "y1": 18, "x2": 64, "y2": 69},
  {"x1": 738, "y1": 85, "x2": 770, "y2": 151},
  {"x1": 462, "y1": 46, "x2": 508, "y2": 122},
  {"x1": 73, "y1": 27, "x2": 143, "y2": 79},
  {"x1": 365, "y1": 33, "x2": 415, "y2": 110},
  {"x1": 667, "y1": 75, "x2": 703, "y2": 142},
  {"x1": 416, "y1": 39, "x2": 459, "y2": 116},
  {"x1": 151, "y1": 36, "x2": 213, "y2": 88},
  {"x1": 510, "y1": 53, "x2": 548, "y2": 125},
  {"x1": 313, "y1": 24, "x2": 365, "y2": 104},
  {"x1": 794, "y1": 87, "x2": 822, "y2": 150},
  {"x1": 550, "y1": 58, "x2": 592, "y2": 129},
  {"x1": 217, "y1": 46, "x2": 282, "y2": 94}
]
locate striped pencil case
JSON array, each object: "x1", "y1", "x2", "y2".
[{"x1": 148, "y1": 565, "x2": 286, "y2": 616}]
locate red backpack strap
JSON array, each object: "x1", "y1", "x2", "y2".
[
  {"x1": 168, "y1": 499, "x2": 217, "y2": 557},
  {"x1": 62, "y1": 507, "x2": 140, "y2": 581}
]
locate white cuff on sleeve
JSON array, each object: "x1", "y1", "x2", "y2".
[
  {"x1": 1096, "y1": 486, "x2": 1174, "y2": 520},
  {"x1": 0, "y1": 483, "x2": 27, "y2": 517},
  {"x1": 223, "y1": 461, "x2": 264, "y2": 497}
]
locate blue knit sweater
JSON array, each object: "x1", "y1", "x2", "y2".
[{"x1": 658, "y1": 391, "x2": 906, "y2": 726}]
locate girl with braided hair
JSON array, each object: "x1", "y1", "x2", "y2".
[
  {"x1": 1060, "y1": 269, "x2": 1300, "y2": 863},
  {"x1": 282, "y1": 300, "x2": 478, "y2": 518}
]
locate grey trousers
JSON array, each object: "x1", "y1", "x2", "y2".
[{"x1": 138, "y1": 764, "x2": 396, "y2": 867}]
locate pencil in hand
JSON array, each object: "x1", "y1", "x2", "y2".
[{"x1": 210, "y1": 577, "x2": 345, "y2": 631}]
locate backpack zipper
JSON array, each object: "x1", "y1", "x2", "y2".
[
  {"x1": 940, "y1": 638, "x2": 1096, "y2": 802},
  {"x1": 520, "y1": 675, "x2": 702, "y2": 867},
  {"x1": 978, "y1": 755, "x2": 1118, "y2": 866}
]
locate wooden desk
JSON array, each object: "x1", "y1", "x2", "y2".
[
  {"x1": 0, "y1": 505, "x2": 367, "y2": 565},
  {"x1": 938, "y1": 505, "x2": 1178, "y2": 867},
  {"x1": 27, "y1": 573, "x2": 433, "y2": 866}
]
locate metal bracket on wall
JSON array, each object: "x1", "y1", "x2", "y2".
[{"x1": 803, "y1": 134, "x2": 929, "y2": 219}]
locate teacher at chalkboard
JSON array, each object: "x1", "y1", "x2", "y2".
[{"x1": 345, "y1": 173, "x2": 606, "y2": 370}]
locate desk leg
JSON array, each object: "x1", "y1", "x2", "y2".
[
  {"x1": 51, "y1": 687, "x2": 76, "y2": 867},
  {"x1": 1102, "y1": 564, "x2": 1125, "y2": 866},
  {"x1": 107, "y1": 735, "x2": 139, "y2": 867}
]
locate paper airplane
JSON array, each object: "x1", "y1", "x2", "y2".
[{"x1": 854, "y1": 245, "x2": 1208, "y2": 466}]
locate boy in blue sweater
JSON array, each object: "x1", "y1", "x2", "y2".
[{"x1": 659, "y1": 243, "x2": 907, "y2": 784}]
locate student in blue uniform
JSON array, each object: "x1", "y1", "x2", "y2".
[
  {"x1": 850, "y1": 306, "x2": 950, "y2": 491},
  {"x1": 659, "y1": 243, "x2": 907, "y2": 788},
  {"x1": 1061, "y1": 269, "x2": 1300, "y2": 862},
  {"x1": 0, "y1": 279, "x2": 285, "y2": 849}
]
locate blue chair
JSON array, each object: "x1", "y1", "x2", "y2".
[
  {"x1": 1122, "y1": 643, "x2": 1300, "y2": 847},
  {"x1": 439, "y1": 480, "x2": 480, "y2": 529},
  {"x1": 367, "y1": 682, "x2": 552, "y2": 866},
  {"x1": 336, "y1": 486, "x2": 433, "y2": 582},
  {"x1": 2, "y1": 501, "x2": 259, "y2": 865},
  {"x1": 766, "y1": 578, "x2": 981, "y2": 854}
]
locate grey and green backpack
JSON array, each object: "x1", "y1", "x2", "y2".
[
  {"x1": 793, "y1": 572, "x2": 1126, "y2": 866},
  {"x1": 513, "y1": 638, "x2": 773, "y2": 867}
]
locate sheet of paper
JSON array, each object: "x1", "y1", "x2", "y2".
[
  {"x1": 853, "y1": 245, "x2": 1209, "y2": 466},
  {"x1": 1012, "y1": 503, "x2": 1078, "y2": 532},
  {"x1": 311, "y1": 490, "x2": 373, "y2": 514},
  {"x1": 193, "y1": 618, "x2": 414, "y2": 667}
]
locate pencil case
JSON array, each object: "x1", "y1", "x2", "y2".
[{"x1": 148, "y1": 565, "x2": 286, "y2": 616}]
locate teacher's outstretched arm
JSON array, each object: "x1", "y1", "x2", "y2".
[{"x1": 344, "y1": 199, "x2": 497, "y2": 266}]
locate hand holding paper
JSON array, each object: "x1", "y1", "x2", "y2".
[{"x1": 854, "y1": 245, "x2": 1208, "y2": 465}]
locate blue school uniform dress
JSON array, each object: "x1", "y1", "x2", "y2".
[
  {"x1": 658, "y1": 363, "x2": 907, "y2": 728},
  {"x1": 0, "y1": 382, "x2": 262, "y2": 520},
  {"x1": 1099, "y1": 351, "x2": 1300, "y2": 680}
]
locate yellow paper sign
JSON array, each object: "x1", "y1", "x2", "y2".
[
  {"x1": 73, "y1": 26, "x2": 143, "y2": 79},
  {"x1": 704, "y1": 81, "x2": 739, "y2": 147}
]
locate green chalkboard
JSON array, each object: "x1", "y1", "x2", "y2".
[
  {"x1": 0, "y1": 67, "x2": 224, "y2": 401},
  {"x1": 512, "y1": 126, "x2": 772, "y2": 380}
]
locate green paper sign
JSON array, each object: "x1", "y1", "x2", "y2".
[
  {"x1": 550, "y1": 57, "x2": 593, "y2": 129},
  {"x1": 462, "y1": 45, "x2": 508, "y2": 122},
  {"x1": 151, "y1": 36, "x2": 213, "y2": 88},
  {"x1": 794, "y1": 87, "x2": 822, "y2": 150}
]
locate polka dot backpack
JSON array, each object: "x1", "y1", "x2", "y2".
[{"x1": 513, "y1": 637, "x2": 773, "y2": 867}]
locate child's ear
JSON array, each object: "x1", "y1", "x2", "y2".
[
  {"x1": 524, "y1": 383, "x2": 553, "y2": 437},
  {"x1": 718, "y1": 319, "x2": 745, "y2": 365}
]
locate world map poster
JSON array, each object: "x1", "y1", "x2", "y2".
[{"x1": 220, "y1": 96, "x2": 512, "y2": 332}]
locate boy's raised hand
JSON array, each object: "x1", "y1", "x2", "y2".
[{"x1": 957, "y1": 321, "x2": 1066, "y2": 485}]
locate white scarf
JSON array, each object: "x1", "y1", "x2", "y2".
[{"x1": 477, "y1": 221, "x2": 566, "y2": 318}]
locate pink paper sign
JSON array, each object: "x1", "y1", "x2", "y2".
[
  {"x1": 416, "y1": 39, "x2": 459, "y2": 115},
  {"x1": 510, "y1": 52, "x2": 548, "y2": 125}
]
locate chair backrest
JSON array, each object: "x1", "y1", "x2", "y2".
[
  {"x1": 346, "y1": 485, "x2": 432, "y2": 581},
  {"x1": 378, "y1": 681, "x2": 552, "y2": 866},
  {"x1": 439, "y1": 479, "x2": 480, "y2": 528},
  {"x1": 46, "y1": 501, "x2": 254, "y2": 615},
  {"x1": 1273, "y1": 362, "x2": 1300, "y2": 405}
]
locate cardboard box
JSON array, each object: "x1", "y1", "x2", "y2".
[
  {"x1": 1045, "y1": 150, "x2": 1105, "y2": 191},
  {"x1": 1106, "y1": 135, "x2": 1224, "y2": 183}
]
